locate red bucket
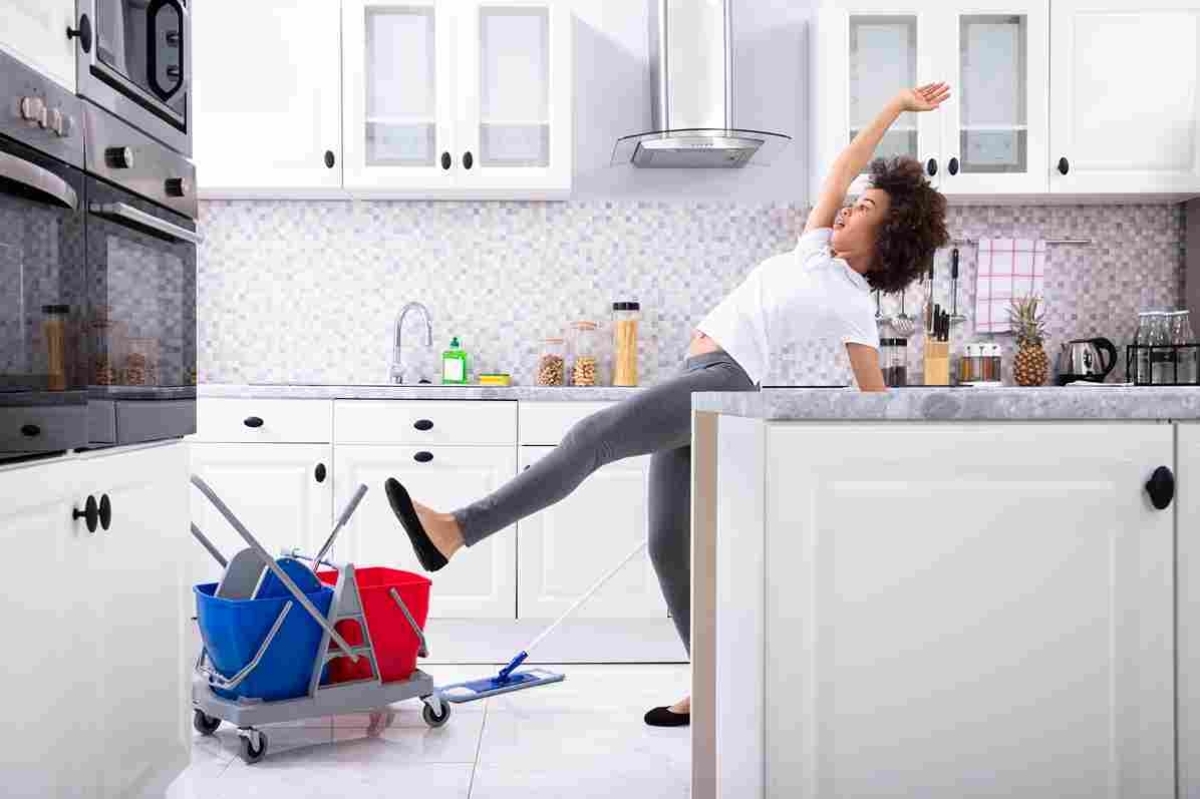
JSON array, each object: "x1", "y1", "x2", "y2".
[{"x1": 318, "y1": 568, "x2": 431, "y2": 684}]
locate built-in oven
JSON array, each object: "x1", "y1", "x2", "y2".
[
  {"x1": 0, "y1": 48, "x2": 89, "y2": 463},
  {"x1": 72, "y1": 0, "x2": 191, "y2": 156},
  {"x1": 82, "y1": 101, "x2": 197, "y2": 446}
]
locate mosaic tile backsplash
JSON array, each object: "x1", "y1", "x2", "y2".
[{"x1": 198, "y1": 201, "x2": 1185, "y2": 387}]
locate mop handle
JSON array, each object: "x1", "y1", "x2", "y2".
[{"x1": 524, "y1": 539, "x2": 648, "y2": 655}]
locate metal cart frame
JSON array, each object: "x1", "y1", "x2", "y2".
[{"x1": 189, "y1": 475, "x2": 449, "y2": 764}]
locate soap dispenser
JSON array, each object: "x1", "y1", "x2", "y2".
[{"x1": 442, "y1": 337, "x2": 469, "y2": 385}]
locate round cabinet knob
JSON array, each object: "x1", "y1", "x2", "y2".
[
  {"x1": 324, "y1": 150, "x2": 336, "y2": 169},
  {"x1": 98, "y1": 494, "x2": 112, "y2": 531},
  {"x1": 1057, "y1": 157, "x2": 1070, "y2": 176},
  {"x1": 20, "y1": 423, "x2": 40, "y2": 438},
  {"x1": 926, "y1": 158, "x2": 938, "y2": 177},
  {"x1": 441, "y1": 152, "x2": 452, "y2": 170},
  {"x1": 73, "y1": 495, "x2": 99, "y2": 534},
  {"x1": 165, "y1": 177, "x2": 189, "y2": 197},
  {"x1": 948, "y1": 156, "x2": 960, "y2": 176},
  {"x1": 462, "y1": 151, "x2": 474, "y2": 170},
  {"x1": 67, "y1": 14, "x2": 93, "y2": 54},
  {"x1": 19, "y1": 96, "x2": 46, "y2": 125},
  {"x1": 106, "y1": 147, "x2": 135, "y2": 169}
]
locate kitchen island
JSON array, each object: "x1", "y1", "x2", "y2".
[{"x1": 689, "y1": 387, "x2": 1200, "y2": 799}]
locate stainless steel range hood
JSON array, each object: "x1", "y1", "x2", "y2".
[{"x1": 611, "y1": 0, "x2": 791, "y2": 168}]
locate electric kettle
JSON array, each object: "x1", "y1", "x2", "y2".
[{"x1": 1055, "y1": 337, "x2": 1118, "y2": 384}]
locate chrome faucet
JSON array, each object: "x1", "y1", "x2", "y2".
[{"x1": 390, "y1": 302, "x2": 433, "y2": 384}]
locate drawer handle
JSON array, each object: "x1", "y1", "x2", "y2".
[
  {"x1": 98, "y1": 494, "x2": 112, "y2": 531},
  {"x1": 243, "y1": 416, "x2": 264, "y2": 428},
  {"x1": 413, "y1": 419, "x2": 434, "y2": 431},
  {"x1": 414, "y1": 451, "x2": 434, "y2": 463},
  {"x1": 73, "y1": 495, "x2": 99, "y2": 533},
  {"x1": 20, "y1": 423, "x2": 41, "y2": 438}
]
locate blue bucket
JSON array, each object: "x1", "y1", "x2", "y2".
[{"x1": 194, "y1": 582, "x2": 334, "y2": 702}]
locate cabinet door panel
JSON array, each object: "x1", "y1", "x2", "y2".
[
  {"x1": 0, "y1": 0, "x2": 76, "y2": 90},
  {"x1": 765, "y1": 424, "x2": 1174, "y2": 798},
  {"x1": 0, "y1": 458, "x2": 94, "y2": 795},
  {"x1": 517, "y1": 449, "x2": 666, "y2": 619},
  {"x1": 1050, "y1": 0, "x2": 1200, "y2": 194},
  {"x1": 189, "y1": 443, "x2": 333, "y2": 587},
  {"x1": 334, "y1": 445, "x2": 517, "y2": 618},
  {"x1": 194, "y1": 0, "x2": 342, "y2": 194},
  {"x1": 82, "y1": 443, "x2": 190, "y2": 799}
]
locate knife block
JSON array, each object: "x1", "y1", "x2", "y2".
[{"x1": 923, "y1": 341, "x2": 951, "y2": 386}]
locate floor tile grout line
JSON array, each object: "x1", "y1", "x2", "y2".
[{"x1": 467, "y1": 699, "x2": 490, "y2": 799}]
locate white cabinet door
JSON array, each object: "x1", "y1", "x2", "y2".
[
  {"x1": 764, "y1": 423, "x2": 1175, "y2": 799},
  {"x1": 1050, "y1": 0, "x2": 1200, "y2": 195},
  {"x1": 193, "y1": 0, "x2": 342, "y2": 195},
  {"x1": 189, "y1": 443, "x2": 334, "y2": 587},
  {"x1": 517, "y1": 448, "x2": 665, "y2": 619},
  {"x1": 454, "y1": 0, "x2": 573, "y2": 197},
  {"x1": 1176, "y1": 423, "x2": 1200, "y2": 799},
  {"x1": 936, "y1": 0, "x2": 1050, "y2": 195},
  {"x1": 0, "y1": 0, "x2": 77, "y2": 90},
  {"x1": 0, "y1": 457, "x2": 97, "y2": 796},
  {"x1": 334, "y1": 445, "x2": 517, "y2": 618},
  {"x1": 343, "y1": 0, "x2": 458, "y2": 193},
  {"x1": 812, "y1": 2, "x2": 941, "y2": 197},
  {"x1": 81, "y1": 443, "x2": 190, "y2": 799}
]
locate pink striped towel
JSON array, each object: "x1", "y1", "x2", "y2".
[{"x1": 973, "y1": 238, "x2": 1046, "y2": 333}]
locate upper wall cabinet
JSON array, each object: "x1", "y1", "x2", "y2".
[
  {"x1": 812, "y1": 0, "x2": 1200, "y2": 201},
  {"x1": 194, "y1": 0, "x2": 573, "y2": 200},
  {"x1": 0, "y1": 0, "x2": 77, "y2": 90},
  {"x1": 193, "y1": 0, "x2": 343, "y2": 196},
  {"x1": 342, "y1": 0, "x2": 573, "y2": 197},
  {"x1": 1049, "y1": 0, "x2": 1200, "y2": 196}
]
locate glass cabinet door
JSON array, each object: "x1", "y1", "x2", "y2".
[
  {"x1": 943, "y1": 2, "x2": 1049, "y2": 194},
  {"x1": 843, "y1": 12, "x2": 940, "y2": 190},
  {"x1": 455, "y1": 0, "x2": 572, "y2": 195},
  {"x1": 342, "y1": 0, "x2": 456, "y2": 190}
]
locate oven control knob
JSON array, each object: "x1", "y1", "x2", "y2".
[
  {"x1": 165, "y1": 177, "x2": 189, "y2": 198},
  {"x1": 47, "y1": 108, "x2": 72, "y2": 138},
  {"x1": 105, "y1": 147, "x2": 135, "y2": 169},
  {"x1": 19, "y1": 96, "x2": 46, "y2": 125}
]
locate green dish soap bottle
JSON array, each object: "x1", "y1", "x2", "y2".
[{"x1": 442, "y1": 337, "x2": 469, "y2": 385}]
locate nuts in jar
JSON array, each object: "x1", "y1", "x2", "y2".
[
  {"x1": 536, "y1": 337, "x2": 567, "y2": 386},
  {"x1": 572, "y1": 356, "x2": 597, "y2": 387},
  {"x1": 569, "y1": 321, "x2": 600, "y2": 387}
]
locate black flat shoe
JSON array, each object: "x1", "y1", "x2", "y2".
[
  {"x1": 644, "y1": 706, "x2": 690, "y2": 727},
  {"x1": 385, "y1": 478, "x2": 448, "y2": 572}
]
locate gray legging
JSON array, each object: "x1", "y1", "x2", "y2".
[{"x1": 452, "y1": 350, "x2": 756, "y2": 653}]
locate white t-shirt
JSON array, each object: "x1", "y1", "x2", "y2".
[{"x1": 696, "y1": 227, "x2": 879, "y2": 385}]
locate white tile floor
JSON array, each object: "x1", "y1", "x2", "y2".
[{"x1": 167, "y1": 664, "x2": 691, "y2": 799}]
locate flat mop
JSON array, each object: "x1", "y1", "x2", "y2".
[{"x1": 437, "y1": 539, "x2": 649, "y2": 703}]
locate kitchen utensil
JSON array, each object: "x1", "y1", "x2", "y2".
[
  {"x1": 893, "y1": 292, "x2": 915, "y2": 336},
  {"x1": 1055, "y1": 337, "x2": 1118, "y2": 384},
  {"x1": 949, "y1": 248, "x2": 966, "y2": 322},
  {"x1": 874, "y1": 289, "x2": 887, "y2": 326}
]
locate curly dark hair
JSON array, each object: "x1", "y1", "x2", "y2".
[{"x1": 864, "y1": 157, "x2": 949, "y2": 294}]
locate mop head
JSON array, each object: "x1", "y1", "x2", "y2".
[{"x1": 438, "y1": 669, "x2": 565, "y2": 704}]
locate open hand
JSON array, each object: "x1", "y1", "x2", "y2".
[{"x1": 897, "y1": 82, "x2": 951, "y2": 112}]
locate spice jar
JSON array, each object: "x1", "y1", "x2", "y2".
[
  {"x1": 41, "y1": 304, "x2": 70, "y2": 391},
  {"x1": 536, "y1": 337, "x2": 567, "y2": 386},
  {"x1": 879, "y1": 337, "x2": 908, "y2": 387},
  {"x1": 123, "y1": 337, "x2": 160, "y2": 386},
  {"x1": 612, "y1": 301, "x2": 641, "y2": 387},
  {"x1": 569, "y1": 321, "x2": 599, "y2": 387}
]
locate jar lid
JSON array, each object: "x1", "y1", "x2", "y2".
[
  {"x1": 42, "y1": 304, "x2": 70, "y2": 314},
  {"x1": 543, "y1": 336, "x2": 565, "y2": 344},
  {"x1": 613, "y1": 301, "x2": 641, "y2": 311},
  {"x1": 571, "y1": 320, "x2": 598, "y2": 330},
  {"x1": 879, "y1": 337, "x2": 907, "y2": 346}
]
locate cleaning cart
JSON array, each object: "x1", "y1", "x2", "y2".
[{"x1": 189, "y1": 475, "x2": 450, "y2": 764}]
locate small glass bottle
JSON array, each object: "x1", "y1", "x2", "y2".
[
  {"x1": 612, "y1": 301, "x2": 641, "y2": 387},
  {"x1": 1148, "y1": 312, "x2": 1174, "y2": 384},
  {"x1": 1173, "y1": 310, "x2": 1198, "y2": 385},
  {"x1": 1134, "y1": 311, "x2": 1155, "y2": 385},
  {"x1": 569, "y1": 321, "x2": 599, "y2": 387},
  {"x1": 536, "y1": 337, "x2": 566, "y2": 386}
]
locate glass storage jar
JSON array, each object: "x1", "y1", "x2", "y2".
[
  {"x1": 569, "y1": 321, "x2": 599, "y2": 387},
  {"x1": 40, "y1": 304, "x2": 70, "y2": 391},
  {"x1": 536, "y1": 336, "x2": 567, "y2": 386},
  {"x1": 123, "y1": 337, "x2": 160, "y2": 386},
  {"x1": 612, "y1": 301, "x2": 641, "y2": 387},
  {"x1": 880, "y1": 337, "x2": 908, "y2": 387}
]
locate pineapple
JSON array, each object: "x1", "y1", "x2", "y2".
[{"x1": 1009, "y1": 295, "x2": 1049, "y2": 387}]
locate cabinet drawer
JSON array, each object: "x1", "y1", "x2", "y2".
[
  {"x1": 519, "y1": 402, "x2": 613, "y2": 445},
  {"x1": 195, "y1": 399, "x2": 333, "y2": 443},
  {"x1": 334, "y1": 400, "x2": 516, "y2": 445}
]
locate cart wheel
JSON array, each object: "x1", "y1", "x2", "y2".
[
  {"x1": 422, "y1": 700, "x2": 451, "y2": 728},
  {"x1": 239, "y1": 730, "x2": 268, "y2": 764},
  {"x1": 192, "y1": 710, "x2": 221, "y2": 736}
]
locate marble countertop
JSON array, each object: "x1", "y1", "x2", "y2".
[
  {"x1": 199, "y1": 383, "x2": 643, "y2": 401},
  {"x1": 693, "y1": 385, "x2": 1200, "y2": 421}
]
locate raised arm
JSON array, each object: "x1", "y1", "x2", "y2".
[{"x1": 804, "y1": 83, "x2": 951, "y2": 234}]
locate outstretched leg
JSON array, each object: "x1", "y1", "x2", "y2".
[{"x1": 387, "y1": 353, "x2": 754, "y2": 571}]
